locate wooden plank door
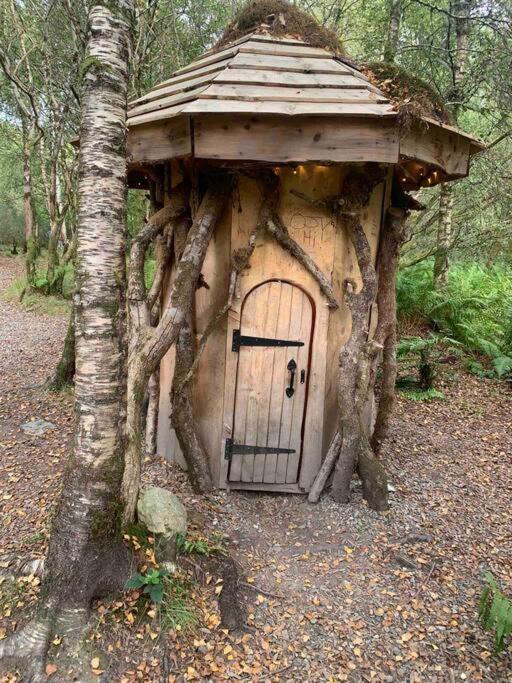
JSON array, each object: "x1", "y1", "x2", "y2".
[{"x1": 228, "y1": 280, "x2": 313, "y2": 486}]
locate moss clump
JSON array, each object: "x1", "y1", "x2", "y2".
[
  {"x1": 363, "y1": 61, "x2": 450, "y2": 124},
  {"x1": 215, "y1": 0, "x2": 344, "y2": 55}
]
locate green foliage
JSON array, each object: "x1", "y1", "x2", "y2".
[
  {"x1": 176, "y1": 532, "x2": 225, "y2": 557},
  {"x1": 399, "y1": 388, "x2": 446, "y2": 402},
  {"x1": 397, "y1": 261, "x2": 512, "y2": 378},
  {"x1": 126, "y1": 567, "x2": 169, "y2": 603},
  {"x1": 126, "y1": 568, "x2": 197, "y2": 631},
  {"x1": 479, "y1": 572, "x2": 512, "y2": 653},
  {"x1": 157, "y1": 574, "x2": 198, "y2": 632},
  {"x1": 397, "y1": 334, "x2": 459, "y2": 389},
  {"x1": 2, "y1": 271, "x2": 71, "y2": 316}
]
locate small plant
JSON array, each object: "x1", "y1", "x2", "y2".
[
  {"x1": 176, "y1": 532, "x2": 225, "y2": 557},
  {"x1": 397, "y1": 334, "x2": 459, "y2": 390},
  {"x1": 399, "y1": 387, "x2": 445, "y2": 402},
  {"x1": 126, "y1": 567, "x2": 169, "y2": 603},
  {"x1": 125, "y1": 568, "x2": 197, "y2": 632},
  {"x1": 479, "y1": 572, "x2": 512, "y2": 652}
]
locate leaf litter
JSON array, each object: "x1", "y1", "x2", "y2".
[{"x1": 0, "y1": 255, "x2": 511, "y2": 682}]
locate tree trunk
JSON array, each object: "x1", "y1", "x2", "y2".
[
  {"x1": 434, "y1": 0, "x2": 469, "y2": 288},
  {"x1": 45, "y1": 165, "x2": 62, "y2": 293},
  {"x1": 383, "y1": 0, "x2": 401, "y2": 62},
  {"x1": 371, "y1": 207, "x2": 408, "y2": 453},
  {"x1": 0, "y1": 4, "x2": 134, "y2": 677},
  {"x1": 122, "y1": 180, "x2": 229, "y2": 523},
  {"x1": 48, "y1": 311, "x2": 75, "y2": 390},
  {"x1": 171, "y1": 313, "x2": 214, "y2": 492},
  {"x1": 433, "y1": 183, "x2": 453, "y2": 288},
  {"x1": 22, "y1": 122, "x2": 37, "y2": 289},
  {"x1": 145, "y1": 368, "x2": 159, "y2": 456},
  {"x1": 307, "y1": 166, "x2": 389, "y2": 511}
]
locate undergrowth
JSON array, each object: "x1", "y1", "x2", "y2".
[
  {"x1": 397, "y1": 261, "x2": 512, "y2": 379},
  {"x1": 3, "y1": 276, "x2": 71, "y2": 315},
  {"x1": 2, "y1": 254, "x2": 73, "y2": 315},
  {"x1": 479, "y1": 572, "x2": 512, "y2": 653},
  {"x1": 176, "y1": 531, "x2": 226, "y2": 557}
]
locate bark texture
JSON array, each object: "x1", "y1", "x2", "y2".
[
  {"x1": 383, "y1": 0, "x2": 401, "y2": 62},
  {"x1": 371, "y1": 207, "x2": 408, "y2": 453},
  {"x1": 434, "y1": 0, "x2": 469, "y2": 289},
  {"x1": 433, "y1": 183, "x2": 453, "y2": 288},
  {"x1": 0, "y1": 4, "x2": 134, "y2": 677},
  {"x1": 122, "y1": 179, "x2": 230, "y2": 523},
  {"x1": 48, "y1": 310, "x2": 76, "y2": 390},
  {"x1": 305, "y1": 166, "x2": 389, "y2": 511},
  {"x1": 22, "y1": 122, "x2": 38, "y2": 289}
]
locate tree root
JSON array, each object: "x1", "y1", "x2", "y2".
[
  {"x1": 0, "y1": 606, "x2": 96, "y2": 682},
  {"x1": 308, "y1": 430, "x2": 341, "y2": 503}
]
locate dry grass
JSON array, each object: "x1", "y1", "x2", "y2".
[
  {"x1": 215, "y1": 0, "x2": 344, "y2": 55},
  {"x1": 364, "y1": 61, "x2": 450, "y2": 124}
]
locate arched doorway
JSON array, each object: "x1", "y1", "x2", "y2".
[{"x1": 228, "y1": 280, "x2": 315, "y2": 486}]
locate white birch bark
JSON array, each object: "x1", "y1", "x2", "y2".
[{"x1": 0, "y1": 3, "x2": 135, "y2": 674}]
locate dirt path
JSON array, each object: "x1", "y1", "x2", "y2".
[{"x1": 0, "y1": 253, "x2": 511, "y2": 682}]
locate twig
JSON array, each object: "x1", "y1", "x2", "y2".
[
  {"x1": 240, "y1": 581, "x2": 286, "y2": 600},
  {"x1": 414, "y1": 560, "x2": 437, "y2": 598}
]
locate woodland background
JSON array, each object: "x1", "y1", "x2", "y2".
[{"x1": 0, "y1": 0, "x2": 511, "y2": 379}]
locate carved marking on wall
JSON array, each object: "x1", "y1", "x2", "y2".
[{"x1": 287, "y1": 212, "x2": 335, "y2": 250}]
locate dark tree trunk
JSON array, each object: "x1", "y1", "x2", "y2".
[
  {"x1": 371, "y1": 207, "x2": 408, "y2": 454},
  {"x1": 171, "y1": 313, "x2": 214, "y2": 492},
  {"x1": 48, "y1": 311, "x2": 75, "y2": 390}
]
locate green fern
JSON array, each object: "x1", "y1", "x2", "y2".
[
  {"x1": 479, "y1": 572, "x2": 512, "y2": 652},
  {"x1": 399, "y1": 388, "x2": 445, "y2": 402},
  {"x1": 397, "y1": 261, "x2": 512, "y2": 376}
]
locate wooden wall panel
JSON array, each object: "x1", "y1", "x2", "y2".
[{"x1": 194, "y1": 115, "x2": 399, "y2": 164}]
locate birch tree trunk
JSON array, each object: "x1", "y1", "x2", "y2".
[
  {"x1": 383, "y1": 0, "x2": 401, "y2": 62},
  {"x1": 433, "y1": 184, "x2": 453, "y2": 288},
  {"x1": 0, "y1": 4, "x2": 134, "y2": 677},
  {"x1": 21, "y1": 122, "x2": 37, "y2": 289},
  {"x1": 434, "y1": 0, "x2": 470, "y2": 288}
]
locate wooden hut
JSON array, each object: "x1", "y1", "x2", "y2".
[{"x1": 125, "y1": 27, "x2": 483, "y2": 494}]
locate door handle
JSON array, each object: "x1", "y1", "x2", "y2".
[{"x1": 286, "y1": 359, "x2": 297, "y2": 398}]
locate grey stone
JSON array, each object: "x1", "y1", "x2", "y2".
[
  {"x1": 137, "y1": 486, "x2": 187, "y2": 536},
  {"x1": 21, "y1": 419, "x2": 55, "y2": 436}
]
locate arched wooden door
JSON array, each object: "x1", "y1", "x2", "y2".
[{"x1": 228, "y1": 280, "x2": 314, "y2": 486}]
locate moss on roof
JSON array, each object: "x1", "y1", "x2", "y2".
[
  {"x1": 363, "y1": 61, "x2": 451, "y2": 124},
  {"x1": 215, "y1": 0, "x2": 344, "y2": 55},
  {"x1": 215, "y1": 1, "x2": 449, "y2": 125}
]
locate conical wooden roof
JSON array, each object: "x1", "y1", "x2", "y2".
[{"x1": 127, "y1": 32, "x2": 395, "y2": 127}]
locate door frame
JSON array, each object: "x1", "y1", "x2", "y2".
[{"x1": 220, "y1": 278, "x2": 316, "y2": 492}]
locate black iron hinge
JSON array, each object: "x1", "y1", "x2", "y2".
[
  {"x1": 232, "y1": 329, "x2": 304, "y2": 352},
  {"x1": 224, "y1": 438, "x2": 295, "y2": 461}
]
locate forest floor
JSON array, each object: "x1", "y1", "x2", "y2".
[{"x1": 0, "y1": 253, "x2": 511, "y2": 683}]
